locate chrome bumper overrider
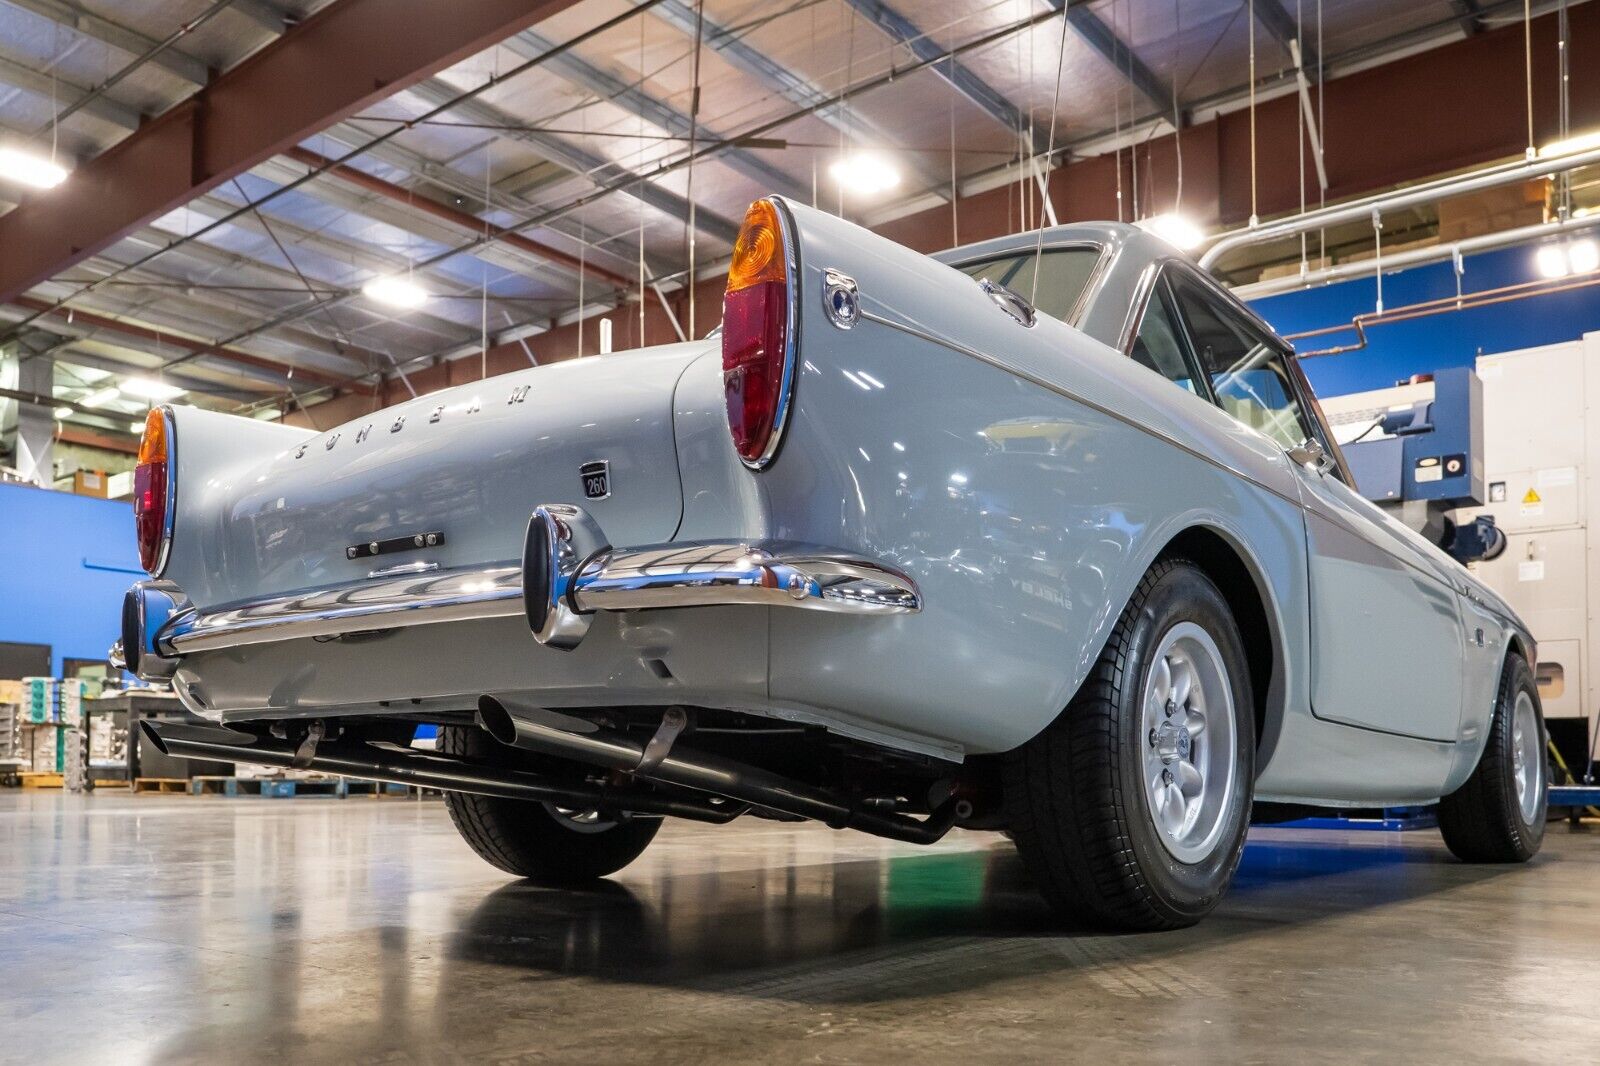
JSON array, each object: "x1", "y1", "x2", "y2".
[
  {"x1": 125, "y1": 504, "x2": 920, "y2": 675},
  {"x1": 523, "y1": 505, "x2": 921, "y2": 649}
]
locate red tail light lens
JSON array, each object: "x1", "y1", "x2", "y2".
[
  {"x1": 134, "y1": 408, "x2": 172, "y2": 575},
  {"x1": 722, "y1": 199, "x2": 794, "y2": 468}
]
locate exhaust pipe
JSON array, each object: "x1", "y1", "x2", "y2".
[
  {"x1": 140, "y1": 720, "x2": 744, "y2": 824},
  {"x1": 477, "y1": 696, "x2": 957, "y2": 845}
]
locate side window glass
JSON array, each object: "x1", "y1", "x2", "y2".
[
  {"x1": 1129, "y1": 282, "x2": 1199, "y2": 395},
  {"x1": 1172, "y1": 280, "x2": 1314, "y2": 451}
]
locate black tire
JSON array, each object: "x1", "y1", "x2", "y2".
[
  {"x1": 438, "y1": 725, "x2": 661, "y2": 883},
  {"x1": 1437, "y1": 654, "x2": 1547, "y2": 863},
  {"x1": 1003, "y1": 558, "x2": 1256, "y2": 931}
]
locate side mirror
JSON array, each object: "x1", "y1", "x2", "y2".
[{"x1": 1288, "y1": 437, "x2": 1337, "y2": 475}]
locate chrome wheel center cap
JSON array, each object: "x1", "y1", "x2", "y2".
[{"x1": 1155, "y1": 719, "x2": 1189, "y2": 764}]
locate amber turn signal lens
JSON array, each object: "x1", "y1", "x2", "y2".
[
  {"x1": 134, "y1": 409, "x2": 171, "y2": 575},
  {"x1": 137, "y1": 408, "x2": 166, "y2": 466},
  {"x1": 726, "y1": 200, "x2": 786, "y2": 294}
]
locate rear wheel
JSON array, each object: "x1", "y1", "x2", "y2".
[
  {"x1": 1004, "y1": 559, "x2": 1256, "y2": 930},
  {"x1": 1437, "y1": 654, "x2": 1547, "y2": 863},
  {"x1": 438, "y1": 725, "x2": 660, "y2": 882}
]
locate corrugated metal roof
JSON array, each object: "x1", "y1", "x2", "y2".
[{"x1": 0, "y1": 0, "x2": 1511, "y2": 417}]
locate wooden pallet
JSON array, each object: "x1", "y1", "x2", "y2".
[
  {"x1": 132, "y1": 777, "x2": 190, "y2": 794},
  {"x1": 19, "y1": 772, "x2": 64, "y2": 789},
  {"x1": 189, "y1": 775, "x2": 358, "y2": 798}
]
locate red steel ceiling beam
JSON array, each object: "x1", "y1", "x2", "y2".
[
  {"x1": 14, "y1": 295, "x2": 360, "y2": 392},
  {"x1": 0, "y1": 0, "x2": 588, "y2": 306},
  {"x1": 283, "y1": 147, "x2": 637, "y2": 290},
  {"x1": 875, "y1": 3, "x2": 1598, "y2": 254}
]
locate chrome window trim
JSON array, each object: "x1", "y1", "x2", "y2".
[
  {"x1": 744, "y1": 196, "x2": 804, "y2": 470},
  {"x1": 943, "y1": 240, "x2": 1108, "y2": 329},
  {"x1": 1118, "y1": 266, "x2": 1216, "y2": 403},
  {"x1": 1157, "y1": 263, "x2": 1357, "y2": 487}
]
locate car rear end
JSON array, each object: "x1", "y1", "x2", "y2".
[{"x1": 121, "y1": 196, "x2": 1204, "y2": 766}]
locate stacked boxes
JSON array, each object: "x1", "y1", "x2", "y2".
[
  {"x1": 28, "y1": 727, "x2": 62, "y2": 775},
  {"x1": 21, "y1": 677, "x2": 54, "y2": 724},
  {"x1": 1, "y1": 679, "x2": 108, "y2": 778},
  {"x1": 0, "y1": 681, "x2": 21, "y2": 770}
]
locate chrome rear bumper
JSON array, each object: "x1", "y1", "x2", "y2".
[
  {"x1": 125, "y1": 504, "x2": 920, "y2": 678},
  {"x1": 523, "y1": 505, "x2": 921, "y2": 648}
]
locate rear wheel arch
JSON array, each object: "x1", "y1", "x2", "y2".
[
  {"x1": 1153, "y1": 525, "x2": 1283, "y2": 766},
  {"x1": 1505, "y1": 632, "x2": 1535, "y2": 680}
]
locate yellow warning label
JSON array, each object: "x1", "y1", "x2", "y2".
[{"x1": 1523, "y1": 488, "x2": 1542, "y2": 505}]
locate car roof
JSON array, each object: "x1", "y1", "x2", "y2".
[{"x1": 932, "y1": 221, "x2": 1286, "y2": 355}]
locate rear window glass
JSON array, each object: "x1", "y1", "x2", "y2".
[{"x1": 952, "y1": 247, "x2": 1101, "y2": 325}]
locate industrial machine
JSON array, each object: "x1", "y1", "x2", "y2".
[
  {"x1": 1321, "y1": 342, "x2": 1600, "y2": 779},
  {"x1": 1325, "y1": 366, "x2": 1505, "y2": 565}
]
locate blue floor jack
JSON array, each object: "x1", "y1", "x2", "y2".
[{"x1": 1548, "y1": 735, "x2": 1600, "y2": 823}]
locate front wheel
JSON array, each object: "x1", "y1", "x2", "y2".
[
  {"x1": 438, "y1": 725, "x2": 661, "y2": 883},
  {"x1": 1004, "y1": 559, "x2": 1256, "y2": 930},
  {"x1": 1437, "y1": 654, "x2": 1547, "y2": 863}
]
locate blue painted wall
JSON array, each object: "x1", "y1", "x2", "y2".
[
  {"x1": 0, "y1": 483, "x2": 138, "y2": 676},
  {"x1": 1247, "y1": 242, "x2": 1600, "y2": 397}
]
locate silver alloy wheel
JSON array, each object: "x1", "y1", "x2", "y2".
[
  {"x1": 1140, "y1": 621, "x2": 1239, "y2": 864},
  {"x1": 544, "y1": 804, "x2": 619, "y2": 834},
  {"x1": 1510, "y1": 689, "x2": 1543, "y2": 823}
]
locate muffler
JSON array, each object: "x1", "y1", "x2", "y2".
[
  {"x1": 140, "y1": 720, "x2": 744, "y2": 824},
  {"x1": 477, "y1": 696, "x2": 957, "y2": 845}
]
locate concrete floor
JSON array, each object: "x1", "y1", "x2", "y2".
[{"x1": 0, "y1": 794, "x2": 1595, "y2": 1066}]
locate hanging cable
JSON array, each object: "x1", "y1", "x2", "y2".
[
  {"x1": 1559, "y1": 0, "x2": 1572, "y2": 217},
  {"x1": 1525, "y1": 0, "x2": 1536, "y2": 157},
  {"x1": 1113, "y1": 2, "x2": 1124, "y2": 223},
  {"x1": 1249, "y1": 0, "x2": 1259, "y2": 227},
  {"x1": 482, "y1": 140, "x2": 491, "y2": 379},
  {"x1": 1173, "y1": 0, "x2": 1183, "y2": 213},
  {"x1": 1029, "y1": 1, "x2": 1072, "y2": 308},
  {"x1": 638, "y1": 14, "x2": 647, "y2": 348},
  {"x1": 1126, "y1": 0, "x2": 1139, "y2": 220},
  {"x1": 950, "y1": 91, "x2": 960, "y2": 245},
  {"x1": 1317, "y1": 0, "x2": 1326, "y2": 262},
  {"x1": 1297, "y1": 0, "x2": 1307, "y2": 272},
  {"x1": 684, "y1": 0, "x2": 707, "y2": 339}
]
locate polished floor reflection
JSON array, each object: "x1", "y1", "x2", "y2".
[{"x1": 1, "y1": 791, "x2": 1595, "y2": 1064}]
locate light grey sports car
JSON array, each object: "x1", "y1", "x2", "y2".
[{"x1": 116, "y1": 196, "x2": 1547, "y2": 929}]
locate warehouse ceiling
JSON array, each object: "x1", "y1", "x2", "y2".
[{"x1": 0, "y1": 0, "x2": 1573, "y2": 438}]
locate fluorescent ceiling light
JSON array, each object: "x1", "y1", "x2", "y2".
[
  {"x1": 0, "y1": 146, "x2": 69, "y2": 190},
  {"x1": 129, "y1": 421, "x2": 146, "y2": 434},
  {"x1": 120, "y1": 376, "x2": 184, "y2": 401},
  {"x1": 53, "y1": 406, "x2": 72, "y2": 420},
  {"x1": 363, "y1": 275, "x2": 430, "y2": 309},
  {"x1": 1536, "y1": 245, "x2": 1570, "y2": 278},
  {"x1": 1569, "y1": 239, "x2": 1600, "y2": 274},
  {"x1": 1540, "y1": 130, "x2": 1600, "y2": 158},
  {"x1": 829, "y1": 153, "x2": 900, "y2": 196},
  {"x1": 1139, "y1": 213, "x2": 1206, "y2": 251},
  {"x1": 82, "y1": 386, "x2": 121, "y2": 408}
]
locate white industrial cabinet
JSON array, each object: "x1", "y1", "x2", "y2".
[{"x1": 1322, "y1": 337, "x2": 1596, "y2": 741}]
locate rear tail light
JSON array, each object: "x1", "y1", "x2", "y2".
[
  {"x1": 134, "y1": 408, "x2": 174, "y2": 576},
  {"x1": 722, "y1": 199, "x2": 796, "y2": 468}
]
